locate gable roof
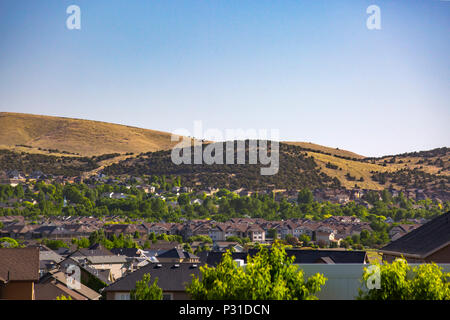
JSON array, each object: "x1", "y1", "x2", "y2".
[
  {"x1": 110, "y1": 248, "x2": 142, "y2": 258},
  {"x1": 36, "y1": 270, "x2": 101, "y2": 300},
  {"x1": 381, "y1": 211, "x2": 450, "y2": 258},
  {"x1": 103, "y1": 262, "x2": 202, "y2": 292},
  {"x1": 0, "y1": 248, "x2": 40, "y2": 281},
  {"x1": 157, "y1": 248, "x2": 185, "y2": 259}
]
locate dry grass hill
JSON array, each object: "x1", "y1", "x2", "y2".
[
  {"x1": 0, "y1": 112, "x2": 186, "y2": 157},
  {"x1": 0, "y1": 112, "x2": 448, "y2": 191}
]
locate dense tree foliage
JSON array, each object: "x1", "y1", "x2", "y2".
[
  {"x1": 0, "y1": 149, "x2": 98, "y2": 176},
  {"x1": 102, "y1": 143, "x2": 338, "y2": 190},
  {"x1": 130, "y1": 273, "x2": 163, "y2": 300},
  {"x1": 186, "y1": 242, "x2": 327, "y2": 300},
  {"x1": 358, "y1": 259, "x2": 450, "y2": 300}
]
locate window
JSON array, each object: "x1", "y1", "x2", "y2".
[
  {"x1": 163, "y1": 293, "x2": 173, "y2": 300},
  {"x1": 115, "y1": 292, "x2": 130, "y2": 300}
]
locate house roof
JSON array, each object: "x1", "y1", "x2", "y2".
[
  {"x1": 36, "y1": 270, "x2": 101, "y2": 300},
  {"x1": 39, "y1": 250, "x2": 64, "y2": 264},
  {"x1": 110, "y1": 248, "x2": 142, "y2": 258},
  {"x1": 59, "y1": 257, "x2": 113, "y2": 285},
  {"x1": 381, "y1": 211, "x2": 450, "y2": 258},
  {"x1": 69, "y1": 243, "x2": 113, "y2": 258},
  {"x1": 85, "y1": 255, "x2": 127, "y2": 264},
  {"x1": 157, "y1": 248, "x2": 186, "y2": 259},
  {"x1": 0, "y1": 248, "x2": 40, "y2": 281},
  {"x1": 103, "y1": 262, "x2": 202, "y2": 292},
  {"x1": 201, "y1": 249, "x2": 367, "y2": 266}
]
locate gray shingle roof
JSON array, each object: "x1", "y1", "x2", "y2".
[
  {"x1": 103, "y1": 262, "x2": 202, "y2": 292},
  {"x1": 157, "y1": 248, "x2": 185, "y2": 259},
  {"x1": 201, "y1": 249, "x2": 367, "y2": 266},
  {"x1": 381, "y1": 211, "x2": 450, "y2": 258}
]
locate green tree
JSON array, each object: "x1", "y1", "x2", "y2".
[
  {"x1": 0, "y1": 237, "x2": 20, "y2": 248},
  {"x1": 358, "y1": 258, "x2": 450, "y2": 300},
  {"x1": 285, "y1": 234, "x2": 299, "y2": 246},
  {"x1": 178, "y1": 193, "x2": 190, "y2": 206},
  {"x1": 183, "y1": 243, "x2": 193, "y2": 254},
  {"x1": 43, "y1": 239, "x2": 69, "y2": 250},
  {"x1": 267, "y1": 228, "x2": 278, "y2": 240},
  {"x1": 72, "y1": 237, "x2": 90, "y2": 249},
  {"x1": 186, "y1": 242, "x2": 327, "y2": 300},
  {"x1": 130, "y1": 273, "x2": 163, "y2": 300},
  {"x1": 298, "y1": 234, "x2": 311, "y2": 246},
  {"x1": 149, "y1": 232, "x2": 158, "y2": 243},
  {"x1": 297, "y1": 188, "x2": 314, "y2": 204},
  {"x1": 226, "y1": 236, "x2": 243, "y2": 245}
]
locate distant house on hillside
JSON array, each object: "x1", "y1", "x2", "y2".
[
  {"x1": 380, "y1": 211, "x2": 450, "y2": 263},
  {"x1": 388, "y1": 224, "x2": 421, "y2": 241}
]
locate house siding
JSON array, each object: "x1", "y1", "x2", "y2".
[
  {"x1": 0, "y1": 281, "x2": 35, "y2": 300},
  {"x1": 426, "y1": 244, "x2": 450, "y2": 263}
]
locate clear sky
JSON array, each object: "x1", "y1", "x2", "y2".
[{"x1": 0, "y1": 0, "x2": 449, "y2": 157}]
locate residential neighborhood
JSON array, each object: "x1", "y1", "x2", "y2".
[
  {"x1": 0, "y1": 211, "x2": 448, "y2": 300},
  {"x1": 1, "y1": 167, "x2": 448, "y2": 301}
]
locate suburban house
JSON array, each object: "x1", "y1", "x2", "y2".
[
  {"x1": 314, "y1": 227, "x2": 340, "y2": 246},
  {"x1": 0, "y1": 248, "x2": 40, "y2": 300},
  {"x1": 35, "y1": 270, "x2": 101, "y2": 300},
  {"x1": 208, "y1": 223, "x2": 266, "y2": 243},
  {"x1": 39, "y1": 246, "x2": 65, "y2": 277},
  {"x1": 380, "y1": 211, "x2": 450, "y2": 263},
  {"x1": 212, "y1": 241, "x2": 244, "y2": 253},
  {"x1": 103, "y1": 262, "x2": 202, "y2": 300},
  {"x1": 388, "y1": 224, "x2": 421, "y2": 241},
  {"x1": 245, "y1": 224, "x2": 265, "y2": 242},
  {"x1": 0, "y1": 223, "x2": 37, "y2": 239},
  {"x1": 110, "y1": 248, "x2": 152, "y2": 271},
  {"x1": 103, "y1": 224, "x2": 147, "y2": 238},
  {"x1": 63, "y1": 244, "x2": 128, "y2": 282},
  {"x1": 143, "y1": 222, "x2": 172, "y2": 235},
  {"x1": 155, "y1": 248, "x2": 200, "y2": 264}
]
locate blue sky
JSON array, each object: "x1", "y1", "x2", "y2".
[{"x1": 0, "y1": 0, "x2": 449, "y2": 157}]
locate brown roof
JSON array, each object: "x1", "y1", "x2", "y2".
[{"x1": 0, "y1": 248, "x2": 40, "y2": 281}]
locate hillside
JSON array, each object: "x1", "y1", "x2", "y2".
[
  {"x1": 283, "y1": 141, "x2": 365, "y2": 159},
  {"x1": 0, "y1": 112, "x2": 184, "y2": 157},
  {"x1": 102, "y1": 142, "x2": 340, "y2": 190},
  {"x1": 100, "y1": 142, "x2": 449, "y2": 196},
  {"x1": 0, "y1": 112, "x2": 448, "y2": 194}
]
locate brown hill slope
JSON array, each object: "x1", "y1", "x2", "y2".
[
  {"x1": 1, "y1": 112, "x2": 447, "y2": 192},
  {"x1": 283, "y1": 141, "x2": 365, "y2": 159},
  {"x1": 0, "y1": 112, "x2": 185, "y2": 156}
]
